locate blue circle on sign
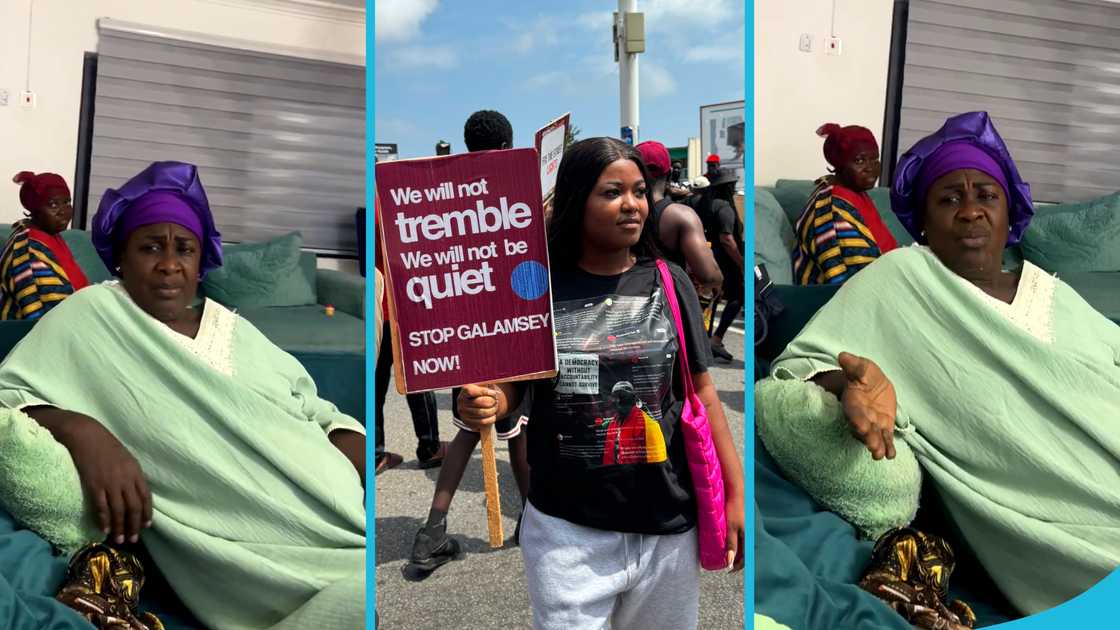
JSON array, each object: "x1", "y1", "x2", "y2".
[{"x1": 511, "y1": 261, "x2": 549, "y2": 300}]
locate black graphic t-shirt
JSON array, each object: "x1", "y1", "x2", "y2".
[{"x1": 527, "y1": 258, "x2": 713, "y2": 534}]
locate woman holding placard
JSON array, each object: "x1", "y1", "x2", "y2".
[{"x1": 457, "y1": 137, "x2": 745, "y2": 630}]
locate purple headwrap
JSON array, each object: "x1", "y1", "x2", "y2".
[
  {"x1": 914, "y1": 141, "x2": 1009, "y2": 207},
  {"x1": 891, "y1": 111, "x2": 1034, "y2": 246},
  {"x1": 92, "y1": 161, "x2": 223, "y2": 277}
]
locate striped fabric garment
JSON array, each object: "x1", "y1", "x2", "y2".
[
  {"x1": 791, "y1": 176, "x2": 885, "y2": 285},
  {"x1": 0, "y1": 220, "x2": 77, "y2": 320}
]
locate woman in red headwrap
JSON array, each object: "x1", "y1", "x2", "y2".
[
  {"x1": 791, "y1": 123, "x2": 897, "y2": 285},
  {"x1": 0, "y1": 172, "x2": 90, "y2": 319}
]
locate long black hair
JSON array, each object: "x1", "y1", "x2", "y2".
[{"x1": 547, "y1": 137, "x2": 661, "y2": 270}]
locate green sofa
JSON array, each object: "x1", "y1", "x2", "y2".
[
  {"x1": 0, "y1": 226, "x2": 365, "y2": 420},
  {"x1": 755, "y1": 180, "x2": 1120, "y2": 323}
]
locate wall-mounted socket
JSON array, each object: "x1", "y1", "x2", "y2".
[
  {"x1": 0, "y1": 89, "x2": 8, "y2": 107},
  {"x1": 825, "y1": 36, "x2": 842, "y2": 56},
  {"x1": 20, "y1": 91, "x2": 36, "y2": 108},
  {"x1": 799, "y1": 33, "x2": 812, "y2": 53}
]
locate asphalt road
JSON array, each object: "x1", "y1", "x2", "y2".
[{"x1": 373, "y1": 328, "x2": 747, "y2": 630}]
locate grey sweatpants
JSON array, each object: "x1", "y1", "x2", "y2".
[{"x1": 520, "y1": 500, "x2": 700, "y2": 630}]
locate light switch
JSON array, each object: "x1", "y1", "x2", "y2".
[{"x1": 799, "y1": 33, "x2": 812, "y2": 53}]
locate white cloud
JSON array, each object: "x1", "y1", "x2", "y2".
[
  {"x1": 683, "y1": 44, "x2": 740, "y2": 62},
  {"x1": 385, "y1": 45, "x2": 458, "y2": 70},
  {"x1": 682, "y1": 27, "x2": 745, "y2": 63},
  {"x1": 576, "y1": 2, "x2": 737, "y2": 35},
  {"x1": 510, "y1": 17, "x2": 563, "y2": 53},
  {"x1": 640, "y1": 60, "x2": 676, "y2": 97},
  {"x1": 375, "y1": 0, "x2": 439, "y2": 43},
  {"x1": 526, "y1": 71, "x2": 568, "y2": 89},
  {"x1": 375, "y1": 116, "x2": 417, "y2": 141},
  {"x1": 642, "y1": 0, "x2": 735, "y2": 28},
  {"x1": 577, "y1": 11, "x2": 613, "y2": 32}
]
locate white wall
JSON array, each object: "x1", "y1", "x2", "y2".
[
  {"x1": 0, "y1": 0, "x2": 364, "y2": 224},
  {"x1": 755, "y1": 0, "x2": 894, "y2": 186}
]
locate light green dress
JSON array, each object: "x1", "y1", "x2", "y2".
[
  {"x1": 772, "y1": 245, "x2": 1120, "y2": 615},
  {"x1": 0, "y1": 282, "x2": 365, "y2": 630}
]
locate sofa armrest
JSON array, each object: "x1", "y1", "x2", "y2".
[
  {"x1": 316, "y1": 269, "x2": 365, "y2": 320},
  {"x1": 756, "y1": 284, "x2": 841, "y2": 365}
]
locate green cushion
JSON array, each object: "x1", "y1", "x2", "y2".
[
  {"x1": 61, "y1": 230, "x2": 113, "y2": 283},
  {"x1": 1019, "y1": 192, "x2": 1120, "y2": 273},
  {"x1": 202, "y1": 233, "x2": 317, "y2": 308},
  {"x1": 316, "y1": 269, "x2": 364, "y2": 319},
  {"x1": 1061, "y1": 271, "x2": 1120, "y2": 324},
  {"x1": 772, "y1": 179, "x2": 818, "y2": 225},
  {"x1": 756, "y1": 377, "x2": 921, "y2": 540},
  {"x1": 865, "y1": 188, "x2": 914, "y2": 246},
  {"x1": 237, "y1": 305, "x2": 364, "y2": 354},
  {"x1": 755, "y1": 188, "x2": 796, "y2": 285},
  {"x1": 0, "y1": 407, "x2": 99, "y2": 553},
  {"x1": 298, "y1": 251, "x2": 317, "y2": 292},
  {"x1": 770, "y1": 181, "x2": 914, "y2": 250},
  {"x1": 0, "y1": 225, "x2": 112, "y2": 284}
]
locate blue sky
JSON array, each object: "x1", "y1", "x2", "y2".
[{"x1": 374, "y1": 0, "x2": 744, "y2": 159}]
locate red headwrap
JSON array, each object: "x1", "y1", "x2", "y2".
[
  {"x1": 13, "y1": 171, "x2": 70, "y2": 213},
  {"x1": 816, "y1": 123, "x2": 879, "y2": 169}
]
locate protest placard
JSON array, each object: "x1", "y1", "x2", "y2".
[
  {"x1": 534, "y1": 113, "x2": 570, "y2": 210},
  {"x1": 375, "y1": 148, "x2": 557, "y2": 394}
]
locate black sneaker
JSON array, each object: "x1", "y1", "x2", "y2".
[
  {"x1": 711, "y1": 342, "x2": 734, "y2": 361},
  {"x1": 416, "y1": 441, "x2": 447, "y2": 470},
  {"x1": 401, "y1": 528, "x2": 462, "y2": 581}
]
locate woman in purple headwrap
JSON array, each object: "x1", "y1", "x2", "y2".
[
  {"x1": 763, "y1": 112, "x2": 1120, "y2": 624},
  {"x1": 0, "y1": 162, "x2": 365, "y2": 629}
]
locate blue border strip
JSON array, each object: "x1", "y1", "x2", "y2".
[
  {"x1": 743, "y1": 2, "x2": 756, "y2": 625},
  {"x1": 747, "y1": 2, "x2": 1119, "y2": 626},
  {"x1": 365, "y1": 4, "x2": 376, "y2": 628}
]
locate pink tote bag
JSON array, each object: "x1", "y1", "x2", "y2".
[{"x1": 655, "y1": 259, "x2": 729, "y2": 570}]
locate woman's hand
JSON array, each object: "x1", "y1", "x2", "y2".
[
  {"x1": 456, "y1": 384, "x2": 501, "y2": 431},
  {"x1": 329, "y1": 429, "x2": 366, "y2": 490},
  {"x1": 724, "y1": 494, "x2": 745, "y2": 572},
  {"x1": 50, "y1": 414, "x2": 153, "y2": 545},
  {"x1": 838, "y1": 352, "x2": 897, "y2": 460}
]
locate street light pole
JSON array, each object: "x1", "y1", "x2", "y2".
[{"x1": 615, "y1": 0, "x2": 643, "y2": 144}]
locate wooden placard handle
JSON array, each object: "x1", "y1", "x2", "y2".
[{"x1": 480, "y1": 423, "x2": 504, "y2": 548}]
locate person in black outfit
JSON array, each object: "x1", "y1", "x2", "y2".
[
  {"x1": 374, "y1": 205, "x2": 444, "y2": 474},
  {"x1": 695, "y1": 170, "x2": 745, "y2": 361},
  {"x1": 635, "y1": 140, "x2": 722, "y2": 293}
]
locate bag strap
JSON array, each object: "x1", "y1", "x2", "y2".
[{"x1": 655, "y1": 259, "x2": 697, "y2": 399}]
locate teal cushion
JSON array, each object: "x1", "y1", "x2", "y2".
[
  {"x1": 865, "y1": 188, "x2": 914, "y2": 247},
  {"x1": 202, "y1": 233, "x2": 317, "y2": 308},
  {"x1": 237, "y1": 305, "x2": 364, "y2": 354},
  {"x1": 771, "y1": 182, "x2": 914, "y2": 250},
  {"x1": 0, "y1": 225, "x2": 112, "y2": 284},
  {"x1": 756, "y1": 377, "x2": 921, "y2": 540},
  {"x1": 61, "y1": 230, "x2": 112, "y2": 283},
  {"x1": 1061, "y1": 271, "x2": 1120, "y2": 324},
  {"x1": 0, "y1": 407, "x2": 99, "y2": 553},
  {"x1": 754, "y1": 188, "x2": 796, "y2": 285},
  {"x1": 1019, "y1": 192, "x2": 1120, "y2": 273},
  {"x1": 772, "y1": 179, "x2": 818, "y2": 226}
]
